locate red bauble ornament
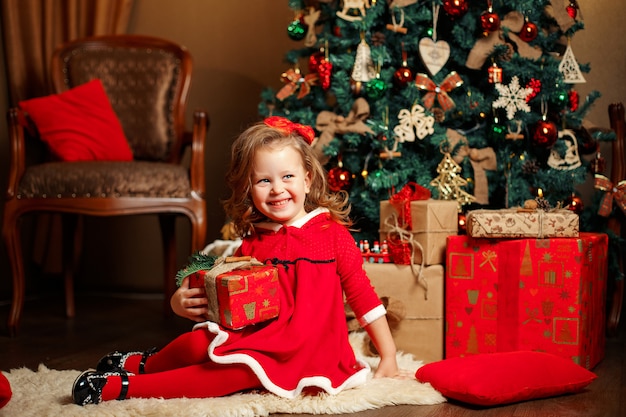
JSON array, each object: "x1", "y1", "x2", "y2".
[
  {"x1": 327, "y1": 166, "x2": 352, "y2": 191},
  {"x1": 564, "y1": 194, "x2": 584, "y2": 214},
  {"x1": 317, "y1": 59, "x2": 333, "y2": 90},
  {"x1": 393, "y1": 66, "x2": 414, "y2": 88},
  {"x1": 532, "y1": 120, "x2": 558, "y2": 147},
  {"x1": 443, "y1": 0, "x2": 468, "y2": 19},
  {"x1": 525, "y1": 78, "x2": 541, "y2": 102},
  {"x1": 567, "y1": 2, "x2": 578, "y2": 19},
  {"x1": 308, "y1": 51, "x2": 324, "y2": 73},
  {"x1": 480, "y1": 11, "x2": 500, "y2": 32},
  {"x1": 519, "y1": 21, "x2": 538, "y2": 42},
  {"x1": 568, "y1": 89, "x2": 580, "y2": 112}
]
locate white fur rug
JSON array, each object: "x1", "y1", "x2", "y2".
[{"x1": 0, "y1": 334, "x2": 445, "y2": 417}]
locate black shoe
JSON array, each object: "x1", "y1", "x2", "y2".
[
  {"x1": 72, "y1": 370, "x2": 130, "y2": 406},
  {"x1": 96, "y1": 348, "x2": 157, "y2": 373}
]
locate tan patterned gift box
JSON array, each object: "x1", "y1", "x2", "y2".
[{"x1": 466, "y1": 208, "x2": 579, "y2": 238}]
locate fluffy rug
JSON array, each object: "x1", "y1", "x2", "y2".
[{"x1": 0, "y1": 334, "x2": 445, "y2": 417}]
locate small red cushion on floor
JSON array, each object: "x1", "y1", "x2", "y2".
[
  {"x1": 0, "y1": 372, "x2": 11, "y2": 409},
  {"x1": 415, "y1": 351, "x2": 596, "y2": 406}
]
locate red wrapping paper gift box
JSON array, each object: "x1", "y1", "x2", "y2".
[
  {"x1": 445, "y1": 232, "x2": 608, "y2": 369},
  {"x1": 190, "y1": 265, "x2": 280, "y2": 330}
]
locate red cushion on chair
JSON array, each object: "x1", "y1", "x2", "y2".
[
  {"x1": 415, "y1": 351, "x2": 596, "y2": 407},
  {"x1": 19, "y1": 79, "x2": 133, "y2": 161}
]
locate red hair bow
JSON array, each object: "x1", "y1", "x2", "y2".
[{"x1": 264, "y1": 116, "x2": 315, "y2": 145}]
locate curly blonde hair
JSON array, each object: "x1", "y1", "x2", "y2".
[{"x1": 223, "y1": 120, "x2": 352, "y2": 237}]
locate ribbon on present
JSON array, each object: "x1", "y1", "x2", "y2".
[
  {"x1": 276, "y1": 68, "x2": 319, "y2": 101},
  {"x1": 594, "y1": 174, "x2": 626, "y2": 217},
  {"x1": 383, "y1": 213, "x2": 428, "y2": 299},
  {"x1": 314, "y1": 97, "x2": 374, "y2": 163},
  {"x1": 414, "y1": 71, "x2": 463, "y2": 112},
  {"x1": 388, "y1": 182, "x2": 431, "y2": 230}
]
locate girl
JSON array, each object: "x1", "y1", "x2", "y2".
[{"x1": 72, "y1": 116, "x2": 403, "y2": 405}]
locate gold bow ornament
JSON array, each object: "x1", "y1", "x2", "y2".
[
  {"x1": 414, "y1": 71, "x2": 464, "y2": 112},
  {"x1": 594, "y1": 174, "x2": 626, "y2": 217},
  {"x1": 276, "y1": 68, "x2": 319, "y2": 101},
  {"x1": 314, "y1": 97, "x2": 374, "y2": 163}
]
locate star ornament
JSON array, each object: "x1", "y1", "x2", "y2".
[{"x1": 492, "y1": 76, "x2": 534, "y2": 120}]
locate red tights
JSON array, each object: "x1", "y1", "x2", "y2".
[{"x1": 101, "y1": 329, "x2": 262, "y2": 401}]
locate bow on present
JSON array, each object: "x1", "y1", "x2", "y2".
[
  {"x1": 276, "y1": 68, "x2": 319, "y2": 101},
  {"x1": 383, "y1": 213, "x2": 428, "y2": 298},
  {"x1": 594, "y1": 174, "x2": 626, "y2": 217},
  {"x1": 314, "y1": 97, "x2": 374, "y2": 163},
  {"x1": 389, "y1": 182, "x2": 431, "y2": 230},
  {"x1": 414, "y1": 71, "x2": 463, "y2": 112}
]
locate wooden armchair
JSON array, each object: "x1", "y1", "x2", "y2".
[
  {"x1": 606, "y1": 102, "x2": 626, "y2": 336},
  {"x1": 3, "y1": 35, "x2": 209, "y2": 336}
]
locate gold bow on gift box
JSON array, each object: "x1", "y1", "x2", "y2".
[
  {"x1": 594, "y1": 174, "x2": 626, "y2": 217},
  {"x1": 314, "y1": 97, "x2": 374, "y2": 163},
  {"x1": 276, "y1": 68, "x2": 318, "y2": 101},
  {"x1": 414, "y1": 71, "x2": 463, "y2": 112}
]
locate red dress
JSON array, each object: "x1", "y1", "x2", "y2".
[{"x1": 195, "y1": 208, "x2": 385, "y2": 398}]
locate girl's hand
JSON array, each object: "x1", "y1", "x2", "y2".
[
  {"x1": 170, "y1": 277, "x2": 210, "y2": 322},
  {"x1": 374, "y1": 356, "x2": 412, "y2": 380}
]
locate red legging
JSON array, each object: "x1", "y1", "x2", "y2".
[{"x1": 101, "y1": 329, "x2": 262, "y2": 401}]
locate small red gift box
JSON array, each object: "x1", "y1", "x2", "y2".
[
  {"x1": 445, "y1": 233, "x2": 608, "y2": 369},
  {"x1": 190, "y1": 260, "x2": 280, "y2": 330}
]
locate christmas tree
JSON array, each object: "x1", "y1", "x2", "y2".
[{"x1": 259, "y1": 0, "x2": 610, "y2": 240}]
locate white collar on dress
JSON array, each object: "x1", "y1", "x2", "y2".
[{"x1": 254, "y1": 207, "x2": 328, "y2": 232}]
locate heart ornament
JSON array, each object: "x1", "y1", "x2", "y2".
[{"x1": 418, "y1": 37, "x2": 450, "y2": 76}]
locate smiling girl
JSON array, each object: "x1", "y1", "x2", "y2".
[{"x1": 72, "y1": 116, "x2": 403, "y2": 405}]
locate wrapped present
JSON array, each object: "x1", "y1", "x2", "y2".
[
  {"x1": 189, "y1": 256, "x2": 280, "y2": 330},
  {"x1": 379, "y1": 198, "x2": 458, "y2": 265},
  {"x1": 445, "y1": 233, "x2": 608, "y2": 369},
  {"x1": 363, "y1": 262, "x2": 444, "y2": 363},
  {"x1": 466, "y1": 208, "x2": 579, "y2": 238}
]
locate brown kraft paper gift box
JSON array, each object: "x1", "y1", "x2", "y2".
[
  {"x1": 466, "y1": 208, "x2": 579, "y2": 238},
  {"x1": 379, "y1": 199, "x2": 458, "y2": 265},
  {"x1": 363, "y1": 262, "x2": 444, "y2": 363}
]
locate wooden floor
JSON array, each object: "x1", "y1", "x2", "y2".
[{"x1": 0, "y1": 291, "x2": 624, "y2": 417}]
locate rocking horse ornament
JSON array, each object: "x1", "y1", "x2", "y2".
[{"x1": 337, "y1": 0, "x2": 371, "y2": 22}]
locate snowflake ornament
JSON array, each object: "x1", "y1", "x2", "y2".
[
  {"x1": 492, "y1": 76, "x2": 534, "y2": 120},
  {"x1": 393, "y1": 104, "x2": 435, "y2": 142}
]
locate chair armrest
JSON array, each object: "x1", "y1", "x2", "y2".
[
  {"x1": 188, "y1": 109, "x2": 209, "y2": 198},
  {"x1": 5, "y1": 108, "x2": 27, "y2": 200}
]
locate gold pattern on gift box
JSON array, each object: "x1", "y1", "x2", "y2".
[
  {"x1": 466, "y1": 289, "x2": 479, "y2": 305},
  {"x1": 243, "y1": 301, "x2": 256, "y2": 320},
  {"x1": 466, "y1": 325, "x2": 479, "y2": 354},
  {"x1": 538, "y1": 261, "x2": 564, "y2": 287},
  {"x1": 484, "y1": 333, "x2": 497, "y2": 347},
  {"x1": 479, "y1": 250, "x2": 497, "y2": 271},
  {"x1": 553, "y1": 317, "x2": 580, "y2": 345},
  {"x1": 520, "y1": 242, "x2": 534, "y2": 276},
  {"x1": 481, "y1": 298, "x2": 497, "y2": 320},
  {"x1": 449, "y1": 252, "x2": 474, "y2": 279}
]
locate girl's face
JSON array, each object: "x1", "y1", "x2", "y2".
[{"x1": 250, "y1": 145, "x2": 311, "y2": 225}]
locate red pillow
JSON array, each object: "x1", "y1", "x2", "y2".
[
  {"x1": 0, "y1": 372, "x2": 11, "y2": 409},
  {"x1": 19, "y1": 79, "x2": 133, "y2": 161},
  {"x1": 415, "y1": 351, "x2": 596, "y2": 407}
]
